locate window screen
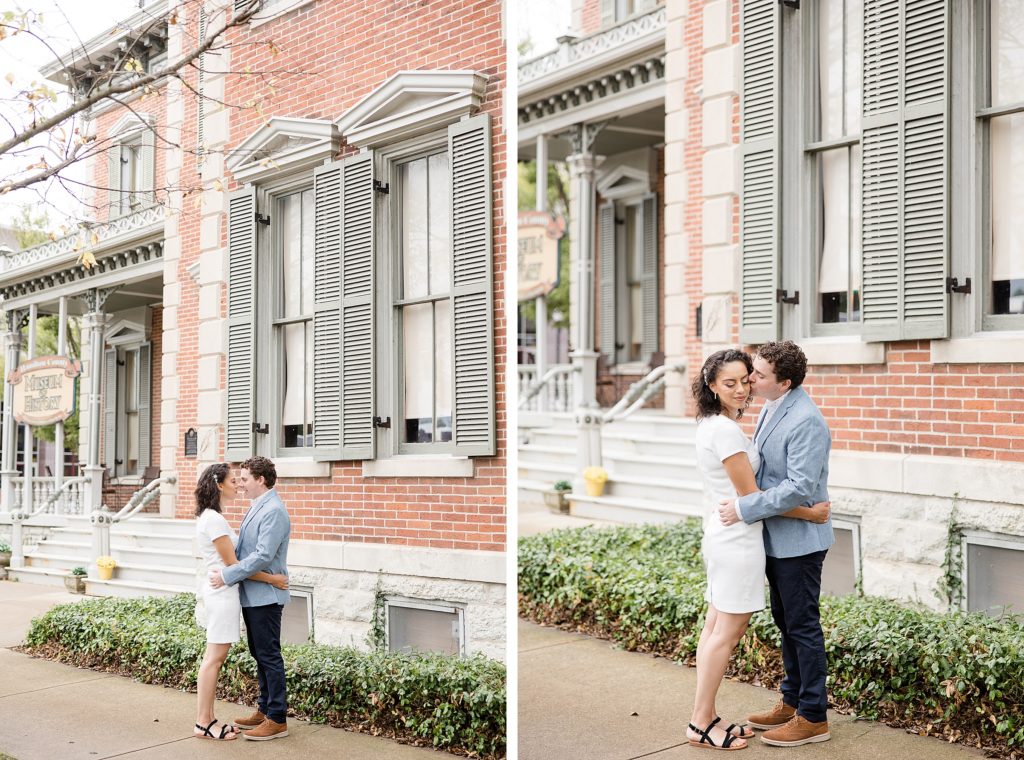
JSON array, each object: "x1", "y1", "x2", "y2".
[{"x1": 967, "y1": 541, "x2": 1024, "y2": 616}]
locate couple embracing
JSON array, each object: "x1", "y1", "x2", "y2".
[
  {"x1": 688, "y1": 340, "x2": 834, "y2": 751},
  {"x1": 192, "y1": 456, "x2": 291, "y2": 742}
]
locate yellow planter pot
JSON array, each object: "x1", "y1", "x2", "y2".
[
  {"x1": 97, "y1": 566, "x2": 114, "y2": 581},
  {"x1": 584, "y1": 479, "x2": 606, "y2": 497}
]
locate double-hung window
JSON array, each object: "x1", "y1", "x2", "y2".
[
  {"x1": 103, "y1": 340, "x2": 152, "y2": 479},
  {"x1": 808, "y1": 0, "x2": 863, "y2": 330},
  {"x1": 395, "y1": 150, "x2": 453, "y2": 448},
  {"x1": 107, "y1": 117, "x2": 156, "y2": 220},
  {"x1": 979, "y1": 0, "x2": 1024, "y2": 326},
  {"x1": 225, "y1": 85, "x2": 495, "y2": 466}
]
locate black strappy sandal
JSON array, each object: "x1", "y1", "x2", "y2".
[
  {"x1": 687, "y1": 716, "x2": 747, "y2": 751},
  {"x1": 195, "y1": 718, "x2": 238, "y2": 741},
  {"x1": 717, "y1": 717, "x2": 754, "y2": 739}
]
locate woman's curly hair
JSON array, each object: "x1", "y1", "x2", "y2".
[
  {"x1": 691, "y1": 349, "x2": 754, "y2": 420},
  {"x1": 194, "y1": 463, "x2": 229, "y2": 517}
]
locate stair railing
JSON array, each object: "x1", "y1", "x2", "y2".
[
  {"x1": 90, "y1": 474, "x2": 177, "y2": 578},
  {"x1": 519, "y1": 363, "x2": 579, "y2": 411},
  {"x1": 8, "y1": 476, "x2": 90, "y2": 568},
  {"x1": 602, "y1": 362, "x2": 686, "y2": 424}
]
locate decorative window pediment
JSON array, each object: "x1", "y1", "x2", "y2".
[
  {"x1": 336, "y1": 70, "x2": 488, "y2": 149},
  {"x1": 597, "y1": 165, "x2": 650, "y2": 200},
  {"x1": 105, "y1": 308, "x2": 151, "y2": 347},
  {"x1": 226, "y1": 117, "x2": 339, "y2": 183}
]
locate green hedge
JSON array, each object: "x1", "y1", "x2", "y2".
[
  {"x1": 24, "y1": 594, "x2": 505, "y2": 758},
  {"x1": 519, "y1": 521, "x2": 1024, "y2": 758}
]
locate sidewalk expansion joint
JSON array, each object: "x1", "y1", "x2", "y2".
[
  {"x1": 519, "y1": 638, "x2": 591, "y2": 653},
  {"x1": 98, "y1": 736, "x2": 193, "y2": 759},
  {"x1": 0, "y1": 673, "x2": 112, "y2": 698},
  {"x1": 626, "y1": 741, "x2": 687, "y2": 759}
]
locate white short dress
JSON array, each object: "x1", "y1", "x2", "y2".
[
  {"x1": 695, "y1": 414, "x2": 766, "y2": 614},
  {"x1": 195, "y1": 509, "x2": 242, "y2": 644}
]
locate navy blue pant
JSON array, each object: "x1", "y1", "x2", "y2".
[
  {"x1": 242, "y1": 603, "x2": 287, "y2": 724},
  {"x1": 765, "y1": 550, "x2": 829, "y2": 723}
]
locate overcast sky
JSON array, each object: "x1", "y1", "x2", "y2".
[
  {"x1": 517, "y1": 0, "x2": 572, "y2": 60},
  {"x1": 0, "y1": 1, "x2": 147, "y2": 230}
]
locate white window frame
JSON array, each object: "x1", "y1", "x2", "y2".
[
  {"x1": 383, "y1": 596, "x2": 466, "y2": 656},
  {"x1": 825, "y1": 514, "x2": 862, "y2": 595},
  {"x1": 376, "y1": 131, "x2": 456, "y2": 457},
  {"x1": 253, "y1": 172, "x2": 317, "y2": 460},
  {"x1": 282, "y1": 585, "x2": 314, "y2": 644},
  {"x1": 960, "y1": 528, "x2": 1024, "y2": 613}
]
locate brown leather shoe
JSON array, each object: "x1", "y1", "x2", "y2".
[
  {"x1": 242, "y1": 718, "x2": 288, "y2": 741},
  {"x1": 760, "y1": 715, "x2": 830, "y2": 747},
  {"x1": 233, "y1": 710, "x2": 265, "y2": 730},
  {"x1": 746, "y1": 700, "x2": 796, "y2": 730}
]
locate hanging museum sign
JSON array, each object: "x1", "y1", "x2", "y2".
[
  {"x1": 518, "y1": 211, "x2": 566, "y2": 301},
  {"x1": 8, "y1": 356, "x2": 81, "y2": 425}
]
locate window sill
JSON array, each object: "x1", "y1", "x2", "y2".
[
  {"x1": 931, "y1": 333, "x2": 1024, "y2": 364},
  {"x1": 801, "y1": 337, "x2": 885, "y2": 366},
  {"x1": 609, "y1": 362, "x2": 649, "y2": 376},
  {"x1": 248, "y1": 0, "x2": 316, "y2": 29},
  {"x1": 363, "y1": 456, "x2": 474, "y2": 478},
  {"x1": 274, "y1": 458, "x2": 332, "y2": 479}
]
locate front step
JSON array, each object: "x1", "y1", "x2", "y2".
[
  {"x1": 567, "y1": 493, "x2": 704, "y2": 524},
  {"x1": 37, "y1": 540, "x2": 196, "y2": 569}
]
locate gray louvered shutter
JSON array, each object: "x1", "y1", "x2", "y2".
[
  {"x1": 108, "y1": 146, "x2": 122, "y2": 219},
  {"x1": 339, "y1": 152, "x2": 375, "y2": 460},
  {"x1": 598, "y1": 202, "x2": 617, "y2": 361},
  {"x1": 137, "y1": 342, "x2": 151, "y2": 470},
  {"x1": 739, "y1": 0, "x2": 781, "y2": 344},
  {"x1": 225, "y1": 187, "x2": 257, "y2": 462},
  {"x1": 312, "y1": 160, "x2": 343, "y2": 461},
  {"x1": 640, "y1": 193, "x2": 659, "y2": 361},
  {"x1": 103, "y1": 347, "x2": 117, "y2": 471},
  {"x1": 449, "y1": 115, "x2": 495, "y2": 457},
  {"x1": 862, "y1": 0, "x2": 948, "y2": 341},
  {"x1": 139, "y1": 126, "x2": 155, "y2": 207}
]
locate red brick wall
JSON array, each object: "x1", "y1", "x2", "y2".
[
  {"x1": 91, "y1": 87, "x2": 170, "y2": 222},
  {"x1": 169, "y1": 0, "x2": 506, "y2": 551},
  {"x1": 690, "y1": 1, "x2": 1024, "y2": 463}
]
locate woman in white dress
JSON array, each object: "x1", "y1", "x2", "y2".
[
  {"x1": 193, "y1": 463, "x2": 288, "y2": 741},
  {"x1": 686, "y1": 350, "x2": 829, "y2": 751}
]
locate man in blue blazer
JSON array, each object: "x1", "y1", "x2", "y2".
[
  {"x1": 210, "y1": 456, "x2": 291, "y2": 741},
  {"x1": 718, "y1": 341, "x2": 834, "y2": 747}
]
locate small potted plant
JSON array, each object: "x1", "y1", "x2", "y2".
[
  {"x1": 95, "y1": 556, "x2": 117, "y2": 581},
  {"x1": 65, "y1": 567, "x2": 87, "y2": 594},
  {"x1": 543, "y1": 480, "x2": 573, "y2": 514},
  {"x1": 0, "y1": 542, "x2": 11, "y2": 569},
  {"x1": 582, "y1": 466, "x2": 609, "y2": 497}
]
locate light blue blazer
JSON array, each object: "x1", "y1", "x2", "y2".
[
  {"x1": 221, "y1": 488, "x2": 291, "y2": 607},
  {"x1": 736, "y1": 387, "x2": 835, "y2": 559}
]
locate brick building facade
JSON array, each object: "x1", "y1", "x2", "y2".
[{"x1": 2, "y1": 0, "x2": 507, "y2": 660}]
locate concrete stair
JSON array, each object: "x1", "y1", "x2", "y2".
[
  {"x1": 518, "y1": 411, "x2": 706, "y2": 525},
  {"x1": 7, "y1": 515, "x2": 198, "y2": 599}
]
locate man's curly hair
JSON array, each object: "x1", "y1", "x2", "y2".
[{"x1": 756, "y1": 340, "x2": 808, "y2": 389}]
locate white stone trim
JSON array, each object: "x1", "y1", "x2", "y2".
[
  {"x1": 802, "y1": 337, "x2": 885, "y2": 365},
  {"x1": 274, "y1": 458, "x2": 331, "y2": 479},
  {"x1": 288, "y1": 540, "x2": 505, "y2": 585},
  {"x1": 109, "y1": 112, "x2": 155, "y2": 139},
  {"x1": 829, "y1": 449, "x2": 1024, "y2": 508},
  {"x1": 596, "y1": 165, "x2": 651, "y2": 199},
  {"x1": 931, "y1": 333, "x2": 1024, "y2": 364},
  {"x1": 226, "y1": 117, "x2": 339, "y2": 184},
  {"x1": 248, "y1": 0, "x2": 316, "y2": 29},
  {"x1": 336, "y1": 70, "x2": 487, "y2": 149},
  {"x1": 362, "y1": 456, "x2": 474, "y2": 478}
]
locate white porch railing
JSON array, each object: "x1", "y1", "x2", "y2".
[
  {"x1": 10, "y1": 476, "x2": 86, "y2": 515},
  {"x1": 90, "y1": 474, "x2": 177, "y2": 572},
  {"x1": 519, "y1": 364, "x2": 576, "y2": 412},
  {"x1": 602, "y1": 362, "x2": 685, "y2": 424}
]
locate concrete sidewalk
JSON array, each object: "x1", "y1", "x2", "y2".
[
  {"x1": 518, "y1": 619, "x2": 985, "y2": 760},
  {"x1": 0, "y1": 580, "x2": 448, "y2": 760}
]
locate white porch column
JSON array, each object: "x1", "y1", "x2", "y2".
[
  {"x1": 82, "y1": 307, "x2": 110, "y2": 516},
  {"x1": 566, "y1": 125, "x2": 603, "y2": 488},
  {"x1": 566, "y1": 137, "x2": 599, "y2": 409},
  {"x1": 0, "y1": 313, "x2": 22, "y2": 514},
  {"x1": 535, "y1": 133, "x2": 549, "y2": 410},
  {"x1": 21, "y1": 304, "x2": 37, "y2": 517},
  {"x1": 53, "y1": 296, "x2": 67, "y2": 505}
]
